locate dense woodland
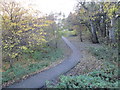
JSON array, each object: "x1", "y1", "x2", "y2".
[{"x1": 1, "y1": 0, "x2": 120, "y2": 88}]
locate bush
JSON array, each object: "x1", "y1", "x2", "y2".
[
  {"x1": 2, "y1": 64, "x2": 28, "y2": 82},
  {"x1": 47, "y1": 68, "x2": 119, "y2": 88}
]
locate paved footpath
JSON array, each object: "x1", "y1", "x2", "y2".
[{"x1": 6, "y1": 36, "x2": 82, "y2": 88}]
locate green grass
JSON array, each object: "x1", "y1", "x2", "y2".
[
  {"x1": 59, "y1": 30, "x2": 77, "y2": 37},
  {"x1": 46, "y1": 45, "x2": 119, "y2": 88},
  {"x1": 89, "y1": 45, "x2": 118, "y2": 62},
  {"x1": 2, "y1": 47, "x2": 63, "y2": 83}
]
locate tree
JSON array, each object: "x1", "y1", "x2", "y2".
[
  {"x1": 1, "y1": 1, "x2": 53, "y2": 67},
  {"x1": 73, "y1": 0, "x2": 120, "y2": 44},
  {"x1": 45, "y1": 12, "x2": 64, "y2": 48},
  {"x1": 102, "y1": 2, "x2": 120, "y2": 44},
  {"x1": 78, "y1": 1, "x2": 100, "y2": 43}
]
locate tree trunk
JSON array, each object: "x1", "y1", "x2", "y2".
[
  {"x1": 109, "y1": 18, "x2": 116, "y2": 43},
  {"x1": 85, "y1": 23, "x2": 93, "y2": 41},
  {"x1": 109, "y1": 28, "x2": 115, "y2": 43},
  {"x1": 55, "y1": 39, "x2": 58, "y2": 48},
  {"x1": 79, "y1": 27, "x2": 83, "y2": 42},
  {"x1": 90, "y1": 20, "x2": 99, "y2": 43},
  {"x1": 106, "y1": 24, "x2": 109, "y2": 44},
  {"x1": 102, "y1": 15, "x2": 107, "y2": 37},
  {"x1": 97, "y1": 21, "x2": 102, "y2": 37},
  {"x1": 9, "y1": 59, "x2": 13, "y2": 68},
  {"x1": 118, "y1": 17, "x2": 120, "y2": 44}
]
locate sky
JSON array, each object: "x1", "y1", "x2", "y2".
[
  {"x1": 15, "y1": 0, "x2": 78, "y2": 17},
  {"x1": 6, "y1": 0, "x2": 119, "y2": 17}
]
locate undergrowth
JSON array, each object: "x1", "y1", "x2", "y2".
[
  {"x1": 46, "y1": 45, "x2": 119, "y2": 88},
  {"x1": 89, "y1": 45, "x2": 118, "y2": 63},
  {"x1": 2, "y1": 46, "x2": 63, "y2": 83}
]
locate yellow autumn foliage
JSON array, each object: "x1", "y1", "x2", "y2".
[{"x1": 1, "y1": 1, "x2": 54, "y2": 65}]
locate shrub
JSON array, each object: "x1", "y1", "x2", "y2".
[{"x1": 47, "y1": 69, "x2": 119, "y2": 88}]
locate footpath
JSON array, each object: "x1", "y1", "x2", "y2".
[{"x1": 6, "y1": 36, "x2": 82, "y2": 88}]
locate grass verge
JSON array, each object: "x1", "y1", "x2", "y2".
[{"x1": 2, "y1": 46, "x2": 63, "y2": 86}]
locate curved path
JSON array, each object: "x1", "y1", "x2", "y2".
[{"x1": 7, "y1": 36, "x2": 82, "y2": 88}]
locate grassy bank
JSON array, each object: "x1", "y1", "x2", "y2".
[{"x1": 2, "y1": 45, "x2": 63, "y2": 85}]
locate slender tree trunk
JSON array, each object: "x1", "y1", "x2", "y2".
[
  {"x1": 109, "y1": 18, "x2": 116, "y2": 43},
  {"x1": 106, "y1": 24, "x2": 109, "y2": 44},
  {"x1": 79, "y1": 26, "x2": 83, "y2": 42},
  {"x1": 9, "y1": 59, "x2": 13, "y2": 68},
  {"x1": 80, "y1": 31, "x2": 83, "y2": 42},
  {"x1": 99, "y1": 15, "x2": 107, "y2": 37},
  {"x1": 118, "y1": 17, "x2": 120, "y2": 67},
  {"x1": 118, "y1": 17, "x2": 120, "y2": 44},
  {"x1": 90, "y1": 20, "x2": 99, "y2": 43},
  {"x1": 102, "y1": 15, "x2": 107, "y2": 37},
  {"x1": 55, "y1": 38, "x2": 57, "y2": 48},
  {"x1": 97, "y1": 22, "x2": 102, "y2": 37},
  {"x1": 85, "y1": 23, "x2": 93, "y2": 41}
]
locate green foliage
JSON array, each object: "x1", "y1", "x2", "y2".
[
  {"x1": 89, "y1": 45, "x2": 118, "y2": 62},
  {"x1": 47, "y1": 62, "x2": 118, "y2": 88},
  {"x1": 22, "y1": 46, "x2": 63, "y2": 61},
  {"x1": 46, "y1": 45, "x2": 119, "y2": 88},
  {"x1": 2, "y1": 47, "x2": 63, "y2": 83},
  {"x1": 27, "y1": 62, "x2": 49, "y2": 72},
  {"x1": 2, "y1": 62, "x2": 46, "y2": 82},
  {"x1": 1, "y1": 1, "x2": 55, "y2": 66},
  {"x1": 60, "y1": 30, "x2": 77, "y2": 37},
  {"x1": 2, "y1": 64, "x2": 28, "y2": 82},
  {"x1": 47, "y1": 71, "x2": 118, "y2": 88},
  {"x1": 31, "y1": 51, "x2": 43, "y2": 60},
  {"x1": 65, "y1": 1, "x2": 119, "y2": 44}
]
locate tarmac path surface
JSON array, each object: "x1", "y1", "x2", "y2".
[{"x1": 7, "y1": 36, "x2": 82, "y2": 88}]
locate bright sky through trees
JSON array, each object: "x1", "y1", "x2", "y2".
[
  {"x1": 6, "y1": 0, "x2": 119, "y2": 17},
  {"x1": 14, "y1": 0, "x2": 77, "y2": 17}
]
